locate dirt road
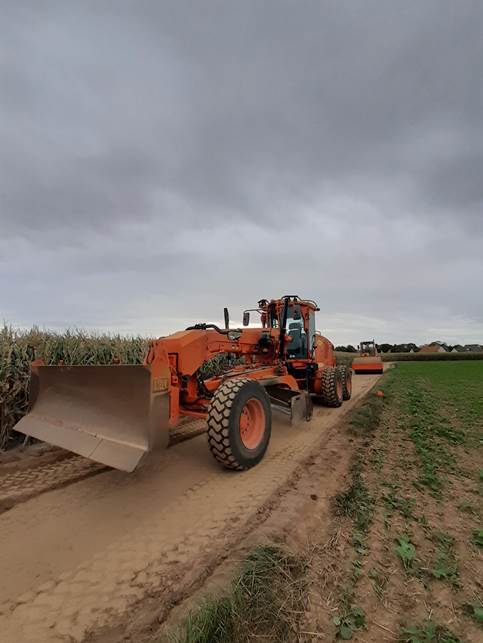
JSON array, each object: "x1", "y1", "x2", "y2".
[{"x1": 0, "y1": 375, "x2": 380, "y2": 643}]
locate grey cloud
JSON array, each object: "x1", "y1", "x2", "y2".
[{"x1": 1, "y1": 1, "x2": 482, "y2": 343}]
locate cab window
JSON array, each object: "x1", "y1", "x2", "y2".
[{"x1": 286, "y1": 309, "x2": 307, "y2": 358}]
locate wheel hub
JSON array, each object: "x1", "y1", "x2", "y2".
[{"x1": 239, "y1": 398, "x2": 265, "y2": 449}]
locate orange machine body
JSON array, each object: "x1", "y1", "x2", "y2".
[
  {"x1": 352, "y1": 340, "x2": 384, "y2": 375},
  {"x1": 14, "y1": 295, "x2": 345, "y2": 472},
  {"x1": 145, "y1": 296, "x2": 337, "y2": 426}
]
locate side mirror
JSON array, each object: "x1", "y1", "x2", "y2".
[{"x1": 243, "y1": 311, "x2": 250, "y2": 326}]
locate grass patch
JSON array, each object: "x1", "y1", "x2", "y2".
[
  {"x1": 462, "y1": 602, "x2": 483, "y2": 625},
  {"x1": 457, "y1": 500, "x2": 477, "y2": 515},
  {"x1": 171, "y1": 545, "x2": 307, "y2": 643},
  {"x1": 349, "y1": 392, "x2": 387, "y2": 437},
  {"x1": 471, "y1": 529, "x2": 483, "y2": 548},
  {"x1": 382, "y1": 488, "x2": 416, "y2": 519},
  {"x1": 334, "y1": 460, "x2": 374, "y2": 535},
  {"x1": 332, "y1": 605, "x2": 366, "y2": 640},
  {"x1": 178, "y1": 597, "x2": 234, "y2": 643},
  {"x1": 399, "y1": 621, "x2": 462, "y2": 642},
  {"x1": 430, "y1": 532, "x2": 458, "y2": 585}
]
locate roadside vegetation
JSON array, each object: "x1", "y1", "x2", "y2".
[
  {"x1": 0, "y1": 325, "x2": 238, "y2": 449},
  {"x1": 170, "y1": 545, "x2": 307, "y2": 643},
  {"x1": 335, "y1": 350, "x2": 483, "y2": 366},
  {"x1": 172, "y1": 362, "x2": 483, "y2": 642}
]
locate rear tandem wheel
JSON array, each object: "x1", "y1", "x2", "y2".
[
  {"x1": 320, "y1": 366, "x2": 343, "y2": 408},
  {"x1": 207, "y1": 378, "x2": 272, "y2": 470},
  {"x1": 336, "y1": 364, "x2": 353, "y2": 400}
]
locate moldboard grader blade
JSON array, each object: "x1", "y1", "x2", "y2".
[{"x1": 14, "y1": 365, "x2": 170, "y2": 472}]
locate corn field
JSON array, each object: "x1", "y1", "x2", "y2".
[
  {"x1": 0, "y1": 326, "x2": 242, "y2": 450},
  {"x1": 0, "y1": 325, "x2": 150, "y2": 450}
]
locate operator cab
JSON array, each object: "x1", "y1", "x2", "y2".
[
  {"x1": 359, "y1": 341, "x2": 377, "y2": 356},
  {"x1": 242, "y1": 295, "x2": 318, "y2": 360},
  {"x1": 286, "y1": 302, "x2": 316, "y2": 360},
  {"x1": 287, "y1": 320, "x2": 306, "y2": 358}
]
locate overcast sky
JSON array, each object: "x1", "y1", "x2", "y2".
[{"x1": 1, "y1": 1, "x2": 482, "y2": 345}]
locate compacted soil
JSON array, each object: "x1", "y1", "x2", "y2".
[{"x1": 0, "y1": 375, "x2": 380, "y2": 643}]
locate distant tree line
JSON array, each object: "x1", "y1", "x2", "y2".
[
  {"x1": 335, "y1": 343, "x2": 421, "y2": 353},
  {"x1": 335, "y1": 342, "x2": 479, "y2": 353}
]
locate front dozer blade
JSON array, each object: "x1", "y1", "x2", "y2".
[{"x1": 13, "y1": 365, "x2": 169, "y2": 472}]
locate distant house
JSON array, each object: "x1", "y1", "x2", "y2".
[
  {"x1": 462, "y1": 344, "x2": 482, "y2": 352},
  {"x1": 419, "y1": 343, "x2": 447, "y2": 353},
  {"x1": 451, "y1": 345, "x2": 464, "y2": 353}
]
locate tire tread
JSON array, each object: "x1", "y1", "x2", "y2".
[
  {"x1": 207, "y1": 378, "x2": 252, "y2": 470},
  {"x1": 320, "y1": 367, "x2": 343, "y2": 407}
]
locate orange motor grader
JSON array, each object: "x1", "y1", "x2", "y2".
[{"x1": 14, "y1": 296, "x2": 352, "y2": 472}]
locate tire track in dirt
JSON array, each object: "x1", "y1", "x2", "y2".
[
  {"x1": 0, "y1": 420, "x2": 207, "y2": 514},
  {"x1": 0, "y1": 376, "x2": 380, "y2": 643},
  {"x1": 0, "y1": 456, "x2": 107, "y2": 513}
]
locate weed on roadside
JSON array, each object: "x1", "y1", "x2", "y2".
[
  {"x1": 394, "y1": 535, "x2": 417, "y2": 572},
  {"x1": 332, "y1": 605, "x2": 366, "y2": 640},
  {"x1": 462, "y1": 602, "x2": 483, "y2": 626},
  {"x1": 334, "y1": 461, "x2": 374, "y2": 534},
  {"x1": 430, "y1": 532, "x2": 458, "y2": 585},
  {"x1": 399, "y1": 621, "x2": 462, "y2": 642},
  {"x1": 178, "y1": 597, "x2": 234, "y2": 643},
  {"x1": 171, "y1": 545, "x2": 307, "y2": 643},
  {"x1": 349, "y1": 374, "x2": 394, "y2": 438},
  {"x1": 470, "y1": 529, "x2": 483, "y2": 548},
  {"x1": 382, "y1": 488, "x2": 416, "y2": 519},
  {"x1": 457, "y1": 501, "x2": 477, "y2": 515},
  {"x1": 349, "y1": 398, "x2": 383, "y2": 436},
  {"x1": 368, "y1": 566, "x2": 388, "y2": 599}
]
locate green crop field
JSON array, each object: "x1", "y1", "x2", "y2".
[
  {"x1": 335, "y1": 350, "x2": 483, "y2": 365},
  {"x1": 318, "y1": 361, "x2": 483, "y2": 641},
  {"x1": 390, "y1": 362, "x2": 483, "y2": 495},
  {"x1": 340, "y1": 361, "x2": 483, "y2": 641}
]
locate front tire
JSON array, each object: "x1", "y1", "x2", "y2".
[
  {"x1": 320, "y1": 367, "x2": 343, "y2": 407},
  {"x1": 207, "y1": 378, "x2": 272, "y2": 470},
  {"x1": 337, "y1": 365, "x2": 352, "y2": 400}
]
